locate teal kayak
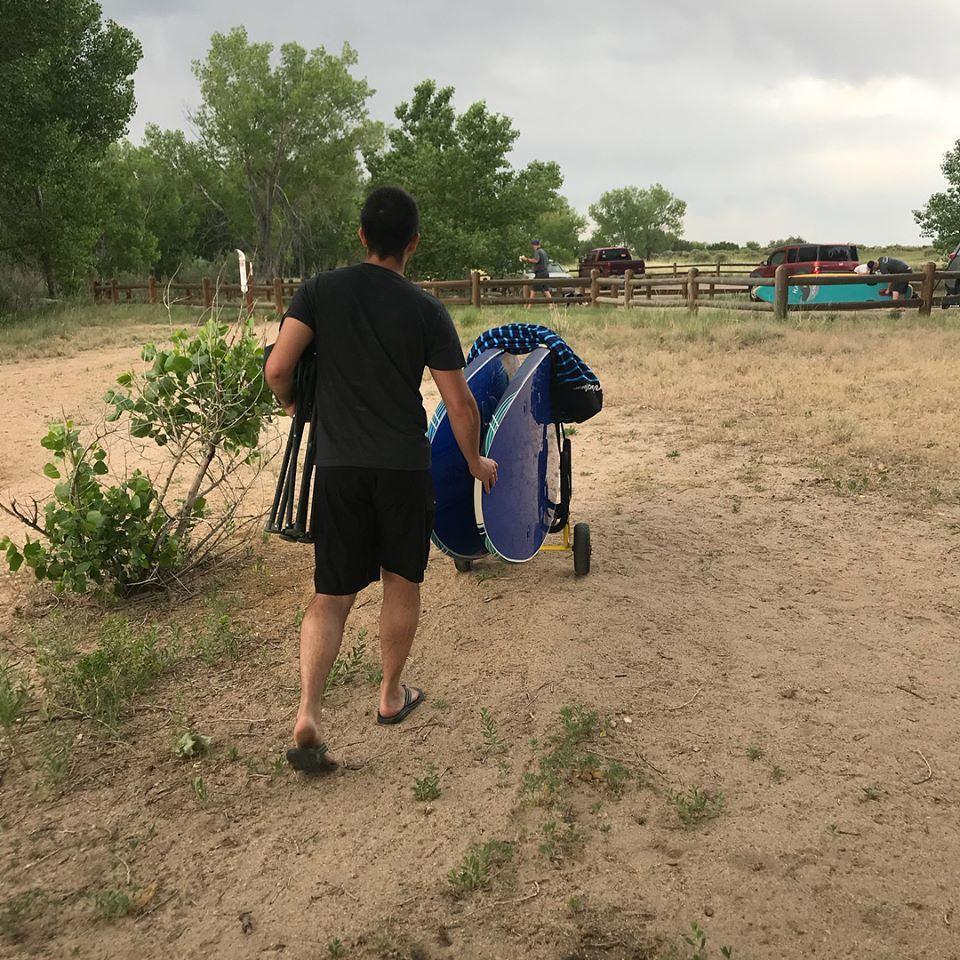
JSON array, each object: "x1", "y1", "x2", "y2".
[{"x1": 753, "y1": 273, "x2": 907, "y2": 305}]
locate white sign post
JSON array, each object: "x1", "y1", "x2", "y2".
[{"x1": 237, "y1": 249, "x2": 248, "y2": 293}]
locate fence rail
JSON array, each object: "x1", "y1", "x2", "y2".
[{"x1": 93, "y1": 261, "x2": 957, "y2": 318}]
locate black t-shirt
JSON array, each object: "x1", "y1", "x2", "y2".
[{"x1": 285, "y1": 263, "x2": 465, "y2": 470}]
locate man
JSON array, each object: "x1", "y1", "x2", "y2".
[
  {"x1": 874, "y1": 255, "x2": 913, "y2": 300},
  {"x1": 519, "y1": 238, "x2": 553, "y2": 304},
  {"x1": 265, "y1": 186, "x2": 498, "y2": 774},
  {"x1": 853, "y1": 260, "x2": 876, "y2": 275}
]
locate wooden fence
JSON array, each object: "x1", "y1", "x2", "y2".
[{"x1": 93, "y1": 261, "x2": 957, "y2": 318}]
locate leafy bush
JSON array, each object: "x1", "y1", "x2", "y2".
[
  {"x1": 2, "y1": 422, "x2": 181, "y2": 594},
  {"x1": 1, "y1": 316, "x2": 275, "y2": 595}
]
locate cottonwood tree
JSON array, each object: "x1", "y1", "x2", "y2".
[
  {"x1": 190, "y1": 28, "x2": 380, "y2": 279},
  {"x1": 532, "y1": 197, "x2": 587, "y2": 265},
  {"x1": 93, "y1": 143, "x2": 160, "y2": 277},
  {"x1": 588, "y1": 184, "x2": 687, "y2": 260},
  {"x1": 914, "y1": 139, "x2": 960, "y2": 253},
  {"x1": 0, "y1": 0, "x2": 141, "y2": 295},
  {"x1": 365, "y1": 80, "x2": 570, "y2": 278}
]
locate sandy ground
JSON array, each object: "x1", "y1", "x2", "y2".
[{"x1": 1, "y1": 310, "x2": 959, "y2": 960}]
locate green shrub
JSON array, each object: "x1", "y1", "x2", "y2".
[{"x1": 1, "y1": 422, "x2": 180, "y2": 595}]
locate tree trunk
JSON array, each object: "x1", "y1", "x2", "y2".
[
  {"x1": 34, "y1": 185, "x2": 57, "y2": 298},
  {"x1": 175, "y1": 441, "x2": 217, "y2": 541}
]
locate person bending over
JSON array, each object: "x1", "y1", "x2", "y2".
[
  {"x1": 874, "y1": 256, "x2": 913, "y2": 300},
  {"x1": 265, "y1": 186, "x2": 498, "y2": 775}
]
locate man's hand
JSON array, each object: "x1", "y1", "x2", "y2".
[
  {"x1": 470, "y1": 455, "x2": 498, "y2": 493},
  {"x1": 265, "y1": 316, "x2": 313, "y2": 415}
]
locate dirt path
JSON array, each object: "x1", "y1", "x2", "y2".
[{"x1": 1, "y1": 324, "x2": 959, "y2": 959}]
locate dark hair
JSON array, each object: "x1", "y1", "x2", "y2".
[{"x1": 361, "y1": 186, "x2": 420, "y2": 259}]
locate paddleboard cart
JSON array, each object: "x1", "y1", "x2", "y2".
[
  {"x1": 438, "y1": 345, "x2": 591, "y2": 578},
  {"x1": 453, "y1": 422, "x2": 591, "y2": 576}
]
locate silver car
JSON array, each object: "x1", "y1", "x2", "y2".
[{"x1": 523, "y1": 259, "x2": 572, "y2": 281}]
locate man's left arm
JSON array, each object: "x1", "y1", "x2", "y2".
[{"x1": 265, "y1": 316, "x2": 313, "y2": 416}]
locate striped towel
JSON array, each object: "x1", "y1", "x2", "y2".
[
  {"x1": 466, "y1": 324, "x2": 602, "y2": 423},
  {"x1": 466, "y1": 324, "x2": 599, "y2": 386}
]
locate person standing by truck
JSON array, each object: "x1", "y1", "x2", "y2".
[
  {"x1": 874, "y1": 256, "x2": 913, "y2": 300},
  {"x1": 519, "y1": 238, "x2": 553, "y2": 305}
]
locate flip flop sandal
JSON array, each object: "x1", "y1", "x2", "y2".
[
  {"x1": 286, "y1": 741, "x2": 339, "y2": 775},
  {"x1": 376, "y1": 685, "x2": 426, "y2": 725}
]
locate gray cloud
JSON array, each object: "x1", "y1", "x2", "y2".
[{"x1": 100, "y1": 0, "x2": 960, "y2": 245}]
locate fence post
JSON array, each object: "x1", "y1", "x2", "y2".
[
  {"x1": 148, "y1": 276, "x2": 157, "y2": 304},
  {"x1": 716, "y1": 258, "x2": 721, "y2": 276},
  {"x1": 687, "y1": 267, "x2": 699, "y2": 312},
  {"x1": 673, "y1": 262, "x2": 678, "y2": 277},
  {"x1": 590, "y1": 268, "x2": 600, "y2": 306},
  {"x1": 110, "y1": 278, "x2": 119, "y2": 305},
  {"x1": 919, "y1": 261, "x2": 936, "y2": 316},
  {"x1": 471, "y1": 271, "x2": 481, "y2": 309},
  {"x1": 273, "y1": 277, "x2": 284, "y2": 313},
  {"x1": 202, "y1": 276, "x2": 213, "y2": 309},
  {"x1": 774, "y1": 263, "x2": 789, "y2": 320},
  {"x1": 624, "y1": 268, "x2": 634, "y2": 308}
]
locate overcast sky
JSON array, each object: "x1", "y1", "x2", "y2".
[{"x1": 99, "y1": 0, "x2": 959, "y2": 246}]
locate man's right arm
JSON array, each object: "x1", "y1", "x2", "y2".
[{"x1": 429, "y1": 368, "x2": 498, "y2": 492}]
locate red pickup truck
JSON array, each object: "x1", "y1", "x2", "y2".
[{"x1": 578, "y1": 247, "x2": 646, "y2": 278}]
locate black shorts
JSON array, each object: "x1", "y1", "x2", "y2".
[
  {"x1": 311, "y1": 467, "x2": 435, "y2": 595},
  {"x1": 532, "y1": 277, "x2": 551, "y2": 290}
]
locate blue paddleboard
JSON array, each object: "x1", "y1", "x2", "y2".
[
  {"x1": 476, "y1": 347, "x2": 560, "y2": 563},
  {"x1": 429, "y1": 348, "x2": 509, "y2": 559},
  {"x1": 754, "y1": 274, "x2": 891, "y2": 306}
]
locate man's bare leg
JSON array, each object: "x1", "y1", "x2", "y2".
[
  {"x1": 292, "y1": 592, "x2": 356, "y2": 755},
  {"x1": 378, "y1": 570, "x2": 423, "y2": 717}
]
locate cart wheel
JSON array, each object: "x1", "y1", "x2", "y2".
[
  {"x1": 454, "y1": 557, "x2": 473, "y2": 573},
  {"x1": 573, "y1": 523, "x2": 591, "y2": 576}
]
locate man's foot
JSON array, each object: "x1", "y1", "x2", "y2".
[
  {"x1": 286, "y1": 742, "x2": 339, "y2": 775},
  {"x1": 289, "y1": 716, "x2": 338, "y2": 773},
  {"x1": 376, "y1": 684, "x2": 425, "y2": 725}
]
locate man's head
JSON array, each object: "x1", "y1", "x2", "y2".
[
  {"x1": 531, "y1": 239, "x2": 541, "y2": 249},
  {"x1": 867, "y1": 260, "x2": 877, "y2": 271},
  {"x1": 360, "y1": 186, "x2": 420, "y2": 263}
]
